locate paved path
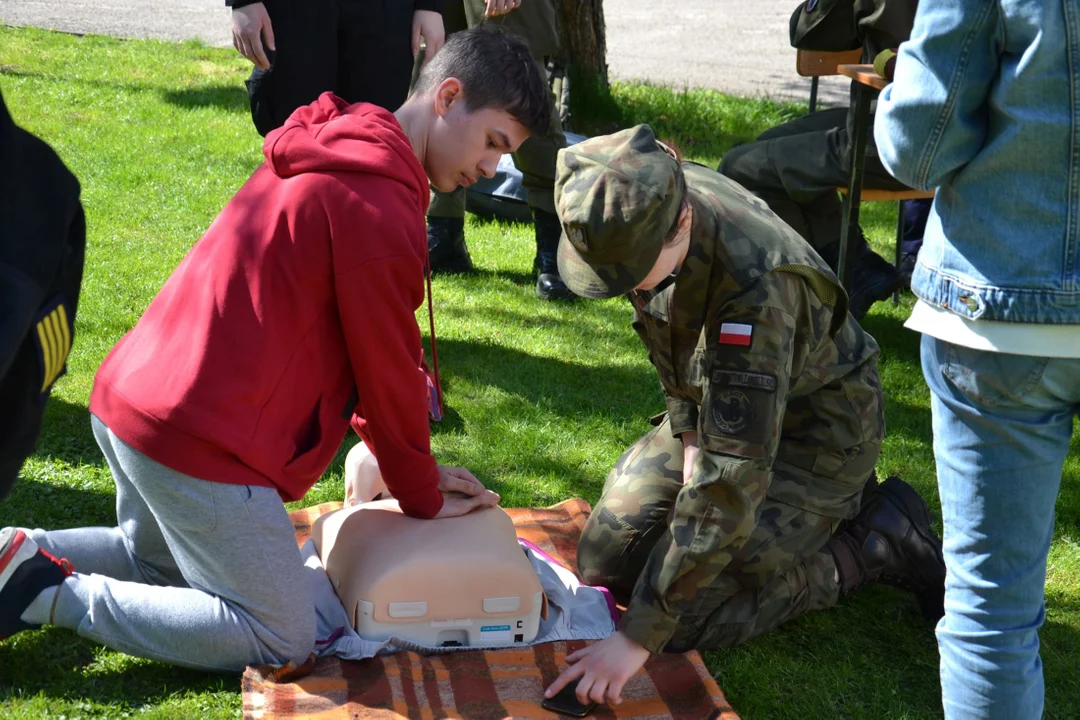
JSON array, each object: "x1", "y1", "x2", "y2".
[{"x1": 0, "y1": 0, "x2": 848, "y2": 105}]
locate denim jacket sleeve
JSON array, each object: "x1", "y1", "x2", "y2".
[{"x1": 874, "y1": 1, "x2": 1003, "y2": 191}]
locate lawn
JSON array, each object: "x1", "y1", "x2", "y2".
[{"x1": 1, "y1": 25, "x2": 1078, "y2": 720}]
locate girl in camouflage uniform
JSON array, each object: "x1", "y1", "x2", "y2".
[{"x1": 544, "y1": 125, "x2": 946, "y2": 709}]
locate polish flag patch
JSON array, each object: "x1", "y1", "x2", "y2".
[{"x1": 719, "y1": 323, "x2": 753, "y2": 346}]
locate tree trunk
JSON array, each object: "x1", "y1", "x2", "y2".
[{"x1": 552, "y1": 0, "x2": 608, "y2": 87}]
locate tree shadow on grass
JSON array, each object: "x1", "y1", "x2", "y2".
[
  {"x1": 439, "y1": 265, "x2": 537, "y2": 289},
  {"x1": 433, "y1": 335, "x2": 660, "y2": 422},
  {"x1": 30, "y1": 396, "x2": 101, "y2": 468},
  {"x1": 860, "y1": 309, "x2": 921, "y2": 368},
  {"x1": 0, "y1": 66, "x2": 248, "y2": 115},
  {"x1": 161, "y1": 84, "x2": 249, "y2": 114},
  {"x1": 2, "y1": 398, "x2": 113, "y2": 529},
  {"x1": 0, "y1": 628, "x2": 236, "y2": 710}
]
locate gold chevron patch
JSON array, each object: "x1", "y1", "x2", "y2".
[{"x1": 34, "y1": 298, "x2": 72, "y2": 395}]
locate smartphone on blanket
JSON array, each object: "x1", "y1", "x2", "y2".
[{"x1": 541, "y1": 681, "x2": 597, "y2": 718}]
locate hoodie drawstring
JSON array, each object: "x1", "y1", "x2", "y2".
[{"x1": 425, "y1": 261, "x2": 444, "y2": 422}]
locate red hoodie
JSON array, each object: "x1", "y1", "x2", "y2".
[{"x1": 89, "y1": 94, "x2": 444, "y2": 518}]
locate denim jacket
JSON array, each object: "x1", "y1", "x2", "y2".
[{"x1": 874, "y1": 1, "x2": 1080, "y2": 324}]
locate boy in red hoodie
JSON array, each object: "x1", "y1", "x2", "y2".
[{"x1": 0, "y1": 26, "x2": 551, "y2": 671}]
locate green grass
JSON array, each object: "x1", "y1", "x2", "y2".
[{"x1": 1, "y1": 25, "x2": 1078, "y2": 719}]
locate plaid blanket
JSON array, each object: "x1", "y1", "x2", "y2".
[{"x1": 242, "y1": 499, "x2": 740, "y2": 720}]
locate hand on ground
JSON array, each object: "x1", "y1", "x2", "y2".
[{"x1": 544, "y1": 631, "x2": 651, "y2": 707}]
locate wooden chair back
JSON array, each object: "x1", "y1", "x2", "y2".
[{"x1": 796, "y1": 48, "x2": 863, "y2": 78}]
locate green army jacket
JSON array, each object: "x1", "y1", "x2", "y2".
[{"x1": 618, "y1": 164, "x2": 883, "y2": 653}]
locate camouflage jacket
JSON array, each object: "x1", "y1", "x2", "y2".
[{"x1": 619, "y1": 164, "x2": 883, "y2": 653}]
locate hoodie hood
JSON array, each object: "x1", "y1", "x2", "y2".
[{"x1": 263, "y1": 93, "x2": 428, "y2": 207}]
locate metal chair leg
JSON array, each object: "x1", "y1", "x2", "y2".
[
  {"x1": 838, "y1": 84, "x2": 872, "y2": 290},
  {"x1": 809, "y1": 77, "x2": 818, "y2": 113},
  {"x1": 894, "y1": 200, "x2": 905, "y2": 305}
]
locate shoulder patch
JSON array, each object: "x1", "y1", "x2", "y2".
[
  {"x1": 33, "y1": 296, "x2": 73, "y2": 398},
  {"x1": 718, "y1": 322, "x2": 753, "y2": 346},
  {"x1": 711, "y1": 389, "x2": 754, "y2": 435},
  {"x1": 712, "y1": 369, "x2": 777, "y2": 393}
]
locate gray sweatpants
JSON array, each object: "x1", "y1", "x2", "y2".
[{"x1": 25, "y1": 416, "x2": 315, "y2": 671}]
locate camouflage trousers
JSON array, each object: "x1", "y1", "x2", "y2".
[{"x1": 578, "y1": 416, "x2": 874, "y2": 652}]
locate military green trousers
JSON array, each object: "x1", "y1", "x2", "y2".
[
  {"x1": 577, "y1": 416, "x2": 848, "y2": 651},
  {"x1": 425, "y1": 0, "x2": 567, "y2": 218}
]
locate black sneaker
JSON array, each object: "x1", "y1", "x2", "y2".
[
  {"x1": 427, "y1": 217, "x2": 473, "y2": 274},
  {"x1": 0, "y1": 528, "x2": 74, "y2": 639}
]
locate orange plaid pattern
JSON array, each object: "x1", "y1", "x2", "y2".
[{"x1": 242, "y1": 499, "x2": 740, "y2": 720}]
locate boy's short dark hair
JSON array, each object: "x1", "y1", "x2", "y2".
[{"x1": 414, "y1": 24, "x2": 551, "y2": 138}]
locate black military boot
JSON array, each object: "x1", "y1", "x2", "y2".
[
  {"x1": 827, "y1": 476, "x2": 946, "y2": 621},
  {"x1": 847, "y1": 245, "x2": 906, "y2": 320},
  {"x1": 427, "y1": 216, "x2": 473, "y2": 274},
  {"x1": 532, "y1": 208, "x2": 572, "y2": 300}
]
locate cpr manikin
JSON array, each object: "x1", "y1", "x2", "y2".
[{"x1": 313, "y1": 442, "x2": 546, "y2": 648}]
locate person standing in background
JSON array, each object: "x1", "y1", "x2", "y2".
[
  {"x1": 718, "y1": 0, "x2": 917, "y2": 320},
  {"x1": 228, "y1": 0, "x2": 445, "y2": 135},
  {"x1": 876, "y1": 3, "x2": 1080, "y2": 717},
  {"x1": 424, "y1": 0, "x2": 572, "y2": 301}
]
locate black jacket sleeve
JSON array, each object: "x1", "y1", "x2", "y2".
[{"x1": 0, "y1": 89, "x2": 86, "y2": 501}]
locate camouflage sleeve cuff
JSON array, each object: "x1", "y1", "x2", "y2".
[
  {"x1": 617, "y1": 600, "x2": 680, "y2": 654},
  {"x1": 665, "y1": 397, "x2": 698, "y2": 437}
]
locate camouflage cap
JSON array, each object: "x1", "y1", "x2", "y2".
[{"x1": 555, "y1": 124, "x2": 685, "y2": 299}]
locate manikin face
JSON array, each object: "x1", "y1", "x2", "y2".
[{"x1": 424, "y1": 78, "x2": 532, "y2": 193}]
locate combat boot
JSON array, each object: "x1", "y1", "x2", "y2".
[
  {"x1": 847, "y1": 246, "x2": 906, "y2": 320},
  {"x1": 827, "y1": 476, "x2": 946, "y2": 621},
  {"x1": 532, "y1": 208, "x2": 572, "y2": 300},
  {"x1": 427, "y1": 217, "x2": 473, "y2": 274}
]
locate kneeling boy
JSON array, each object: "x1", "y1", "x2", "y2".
[{"x1": 0, "y1": 26, "x2": 550, "y2": 671}]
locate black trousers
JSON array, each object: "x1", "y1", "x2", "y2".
[
  {"x1": 718, "y1": 107, "x2": 907, "y2": 271},
  {"x1": 245, "y1": 0, "x2": 415, "y2": 136}
]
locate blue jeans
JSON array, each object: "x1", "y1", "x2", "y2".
[{"x1": 921, "y1": 336, "x2": 1080, "y2": 719}]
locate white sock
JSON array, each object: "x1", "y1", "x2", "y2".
[{"x1": 19, "y1": 581, "x2": 64, "y2": 626}]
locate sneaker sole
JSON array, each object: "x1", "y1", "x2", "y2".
[{"x1": 0, "y1": 529, "x2": 38, "y2": 591}]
